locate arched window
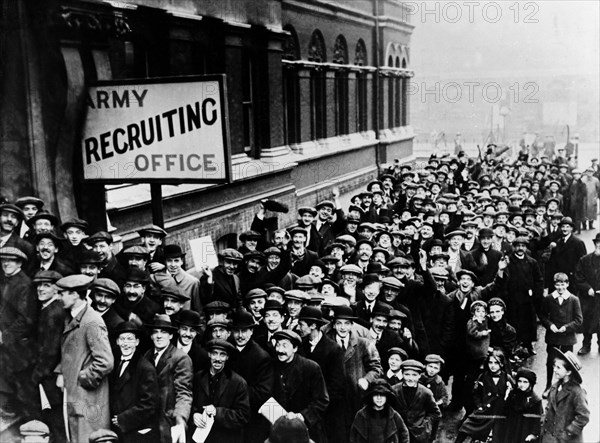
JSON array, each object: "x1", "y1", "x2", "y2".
[
  {"x1": 283, "y1": 25, "x2": 300, "y2": 144},
  {"x1": 308, "y1": 30, "x2": 326, "y2": 62},
  {"x1": 333, "y1": 35, "x2": 348, "y2": 135},
  {"x1": 333, "y1": 35, "x2": 348, "y2": 64},
  {"x1": 354, "y1": 39, "x2": 367, "y2": 66}
]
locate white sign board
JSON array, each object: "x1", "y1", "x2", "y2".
[
  {"x1": 189, "y1": 236, "x2": 219, "y2": 271},
  {"x1": 81, "y1": 76, "x2": 230, "y2": 183}
]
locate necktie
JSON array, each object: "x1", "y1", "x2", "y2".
[
  {"x1": 118, "y1": 358, "x2": 131, "y2": 377},
  {"x1": 153, "y1": 351, "x2": 160, "y2": 366}
]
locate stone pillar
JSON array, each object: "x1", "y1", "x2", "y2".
[
  {"x1": 325, "y1": 70, "x2": 336, "y2": 139},
  {"x1": 298, "y1": 68, "x2": 312, "y2": 143},
  {"x1": 347, "y1": 71, "x2": 357, "y2": 134},
  {"x1": 264, "y1": 34, "x2": 285, "y2": 149},
  {"x1": 366, "y1": 72, "x2": 374, "y2": 132},
  {"x1": 224, "y1": 26, "x2": 246, "y2": 156}
]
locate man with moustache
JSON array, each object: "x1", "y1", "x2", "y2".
[
  {"x1": 228, "y1": 309, "x2": 274, "y2": 443},
  {"x1": 0, "y1": 204, "x2": 34, "y2": 258},
  {"x1": 190, "y1": 339, "x2": 250, "y2": 443},
  {"x1": 114, "y1": 268, "x2": 161, "y2": 327},
  {"x1": 200, "y1": 248, "x2": 242, "y2": 307},
  {"x1": 78, "y1": 250, "x2": 104, "y2": 279},
  {"x1": 120, "y1": 246, "x2": 150, "y2": 271},
  {"x1": 254, "y1": 299, "x2": 287, "y2": 356},
  {"x1": 160, "y1": 285, "x2": 190, "y2": 324},
  {"x1": 0, "y1": 246, "x2": 37, "y2": 417},
  {"x1": 143, "y1": 314, "x2": 192, "y2": 443},
  {"x1": 28, "y1": 232, "x2": 74, "y2": 277},
  {"x1": 91, "y1": 278, "x2": 126, "y2": 343},
  {"x1": 56, "y1": 274, "x2": 114, "y2": 443},
  {"x1": 288, "y1": 227, "x2": 320, "y2": 277},
  {"x1": 272, "y1": 330, "x2": 329, "y2": 443},
  {"x1": 368, "y1": 303, "x2": 416, "y2": 368},
  {"x1": 175, "y1": 309, "x2": 209, "y2": 373},
  {"x1": 85, "y1": 231, "x2": 127, "y2": 286},
  {"x1": 29, "y1": 270, "x2": 66, "y2": 441},
  {"x1": 110, "y1": 321, "x2": 159, "y2": 443},
  {"x1": 503, "y1": 236, "x2": 544, "y2": 355}
]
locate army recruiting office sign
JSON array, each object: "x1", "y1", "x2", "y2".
[{"x1": 81, "y1": 75, "x2": 231, "y2": 184}]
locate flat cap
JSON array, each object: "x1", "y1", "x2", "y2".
[
  {"x1": 60, "y1": 218, "x2": 88, "y2": 232},
  {"x1": 424, "y1": 354, "x2": 445, "y2": 365},
  {"x1": 206, "y1": 338, "x2": 236, "y2": 354},
  {"x1": 388, "y1": 347, "x2": 408, "y2": 360},
  {"x1": 0, "y1": 203, "x2": 24, "y2": 219},
  {"x1": 91, "y1": 278, "x2": 120, "y2": 297},
  {"x1": 245, "y1": 288, "x2": 267, "y2": 300},
  {"x1": 122, "y1": 245, "x2": 150, "y2": 257},
  {"x1": 297, "y1": 206, "x2": 317, "y2": 216},
  {"x1": 288, "y1": 226, "x2": 308, "y2": 237},
  {"x1": 161, "y1": 285, "x2": 190, "y2": 301},
  {"x1": 85, "y1": 231, "x2": 113, "y2": 245},
  {"x1": 295, "y1": 275, "x2": 319, "y2": 289},
  {"x1": 56, "y1": 274, "x2": 94, "y2": 291},
  {"x1": 336, "y1": 235, "x2": 357, "y2": 247},
  {"x1": 207, "y1": 318, "x2": 232, "y2": 330},
  {"x1": 243, "y1": 250, "x2": 266, "y2": 263},
  {"x1": 316, "y1": 200, "x2": 335, "y2": 211},
  {"x1": 284, "y1": 289, "x2": 311, "y2": 301},
  {"x1": 430, "y1": 266, "x2": 449, "y2": 280},
  {"x1": 218, "y1": 248, "x2": 243, "y2": 261},
  {"x1": 33, "y1": 270, "x2": 63, "y2": 283},
  {"x1": 400, "y1": 359, "x2": 425, "y2": 373},
  {"x1": 339, "y1": 264, "x2": 362, "y2": 275},
  {"x1": 137, "y1": 224, "x2": 167, "y2": 238},
  {"x1": 239, "y1": 230, "x2": 262, "y2": 242},
  {"x1": 0, "y1": 246, "x2": 28, "y2": 261},
  {"x1": 273, "y1": 330, "x2": 302, "y2": 347},
  {"x1": 205, "y1": 300, "x2": 232, "y2": 312},
  {"x1": 456, "y1": 269, "x2": 478, "y2": 283}
]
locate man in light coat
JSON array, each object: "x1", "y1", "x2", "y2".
[{"x1": 56, "y1": 274, "x2": 114, "y2": 443}]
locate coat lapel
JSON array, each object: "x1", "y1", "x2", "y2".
[
  {"x1": 63, "y1": 304, "x2": 87, "y2": 336},
  {"x1": 155, "y1": 345, "x2": 172, "y2": 374},
  {"x1": 344, "y1": 335, "x2": 358, "y2": 362}
]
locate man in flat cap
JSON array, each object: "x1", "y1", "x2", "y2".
[
  {"x1": 0, "y1": 204, "x2": 34, "y2": 259},
  {"x1": 86, "y1": 231, "x2": 127, "y2": 286},
  {"x1": 314, "y1": 191, "x2": 346, "y2": 255},
  {"x1": 30, "y1": 270, "x2": 66, "y2": 441},
  {"x1": 0, "y1": 246, "x2": 37, "y2": 417},
  {"x1": 91, "y1": 278, "x2": 126, "y2": 345},
  {"x1": 59, "y1": 218, "x2": 89, "y2": 266},
  {"x1": 15, "y1": 196, "x2": 44, "y2": 239},
  {"x1": 143, "y1": 314, "x2": 192, "y2": 443},
  {"x1": 120, "y1": 245, "x2": 150, "y2": 271},
  {"x1": 272, "y1": 330, "x2": 329, "y2": 443},
  {"x1": 137, "y1": 224, "x2": 167, "y2": 273},
  {"x1": 115, "y1": 268, "x2": 162, "y2": 330},
  {"x1": 200, "y1": 248, "x2": 242, "y2": 308},
  {"x1": 190, "y1": 339, "x2": 250, "y2": 443},
  {"x1": 287, "y1": 226, "x2": 320, "y2": 277},
  {"x1": 109, "y1": 321, "x2": 159, "y2": 443},
  {"x1": 56, "y1": 274, "x2": 114, "y2": 443}
]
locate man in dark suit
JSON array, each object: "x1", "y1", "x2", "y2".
[
  {"x1": 143, "y1": 314, "x2": 193, "y2": 443},
  {"x1": 190, "y1": 339, "x2": 250, "y2": 443},
  {"x1": 228, "y1": 309, "x2": 273, "y2": 443},
  {"x1": 288, "y1": 227, "x2": 320, "y2": 277},
  {"x1": 0, "y1": 246, "x2": 37, "y2": 417},
  {"x1": 0, "y1": 204, "x2": 34, "y2": 259},
  {"x1": 272, "y1": 330, "x2": 329, "y2": 443},
  {"x1": 200, "y1": 248, "x2": 243, "y2": 307},
  {"x1": 367, "y1": 303, "x2": 416, "y2": 369},
  {"x1": 110, "y1": 321, "x2": 159, "y2": 443},
  {"x1": 297, "y1": 306, "x2": 346, "y2": 443},
  {"x1": 314, "y1": 198, "x2": 346, "y2": 255},
  {"x1": 353, "y1": 273, "x2": 384, "y2": 327},
  {"x1": 30, "y1": 270, "x2": 66, "y2": 442},
  {"x1": 464, "y1": 227, "x2": 503, "y2": 286},
  {"x1": 574, "y1": 233, "x2": 600, "y2": 355},
  {"x1": 254, "y1": 300, "x2": 287, "y2": 357},
  {"x1": 27, "y1": 232, "x2": 74, "y2": 277},
  {"x1": 85, "y1": 231, "x2": 127, "y2": 286},
  {"x1": 548, "y1": 217, "x2": 587, "y2": 286},
  {"x1": 174, "y1": 309, "x2": 209, "y2": 373},
  {"x1": 115, "y1": 268, "x2": 162, "y2": 327}
]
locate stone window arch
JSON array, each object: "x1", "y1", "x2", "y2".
[
  {"x1": 333, "y1": 34, "x2": 348, "y2": 64},
  {"x1": 354, "y1": 39, "x2": 367, "y2": 65},
  {"x1": 308, "y1": 29, "x2": 326, "y2": 62}
]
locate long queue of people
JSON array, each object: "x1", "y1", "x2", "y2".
[{"x1": 0, "y1": 146, "x2": 599, "y2": 443}]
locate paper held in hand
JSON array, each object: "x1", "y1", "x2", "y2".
[
  {"x1": 192, "y1": 413, "x2": 214, "y2": 443},
  {"x1": 189, "y1": 236, "x2": 219, "y2": 271},
  {"x1": 259, "y1": 397, "x2": 287, "y2": 424}
]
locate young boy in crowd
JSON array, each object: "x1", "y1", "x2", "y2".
[
  {"x1": 420, "y1": 354, "x2": 448, "y2": 443},
  {"x1": 539, "y1": 273, "x2": 583, "y2": 389}
]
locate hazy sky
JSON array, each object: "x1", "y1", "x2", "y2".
[{"x1": 410, "y1": 0, "x2": 599, "y2": 80}]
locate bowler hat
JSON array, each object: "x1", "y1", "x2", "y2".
[
  {"x1": 260, "y1": 300, "x2": 287, "y2": 315},
  {"x1": 298, "y1": 306, "x2": 327, "y2": 325},
  {"x1": 333, "y1": 305, "x2": 356, "y2": 321},
  {"x1": 559, "y1": 217, "x2": 574, "y2": 227},
  {"x1": 297, "y1": 207, "x2": 317, "y2": 216},
  {"x1": 27, "y1": 211, "x2": 59, "y2": 227},
  {"x1": 176, "y1": 310, "x2": 202, "y2": 329},
  {"x1": 370, "y1": 303, "x2": 392, "y2": 318},
  {"x1": 231, "y1": 309, "x2": 257, "y2": 329},
  {"x1": 592, "y1": 233, "x2": 600, "y2": 243},
  {"x1": 360, "y1": 273, "x2": 381, "y2": 287},
  {"x1": 163, "y1": 244, "x2": 185, "y2": 258},
  {"x1": 145, "y1": 313, "x2": 177, "y2": 332},
  {"x1": 478, "y1": 227, "x2": 494, "y2": 238},
  {"x1": 124, "y1": 267, "x2": 150, "y2": 283},
  {"x1": 116, "y1": 321, "x2": 143, "y2": 337},
  {"x1": 33, "y1": 232, "x2": 64, "y2": 246},
  {"x1": 78, "y1": 250, "x2": 104, "y2": 265},
  {"x1": 15, "y1": 196, "x2": 44, "y2": 209},
  {"x1": 19, "y1": 419, "x2": 49, "y2": 438}
]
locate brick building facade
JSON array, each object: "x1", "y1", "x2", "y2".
[{"x1": 0, "y1": 0, "x2": 414, "y2": 266}]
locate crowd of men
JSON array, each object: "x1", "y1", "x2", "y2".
[{"x1": 0, "y1": 144, "x2": 599, "y2": 443}]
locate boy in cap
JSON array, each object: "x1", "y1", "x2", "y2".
[
  {"x1": 110, "y1": 321, "x2": 159, "y2": 442},
  {"x1": 272, "y1": 330, "x2": 329, "y2": 443},
  {"x1": 190, "y1": 339, "x2": 250, "y2": 443},
  {"x1": 392, "y1": 360, "x2": 441, "y2": 443},
  {"x1": 56, "y1": 274, "x2": 114, "y2": 443},
  {"x1": 421, "y1": 354, "x2": 449, "y2": 411},
  {"x1": 0, "y1": 246, "x2": 37, "y2": 417}
]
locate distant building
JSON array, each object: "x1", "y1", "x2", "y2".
[{"x1": 0, "y1": 0, "x2": 414, "y2": 260}]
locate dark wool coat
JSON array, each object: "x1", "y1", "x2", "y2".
[
  {"x1": 190, "y1": 368, "x2": 251, "y2": 443},
  {"x1": 489, "y1": 318, "x2": 517, "y2": 359},
  {"x1": 350, "y1": 406, "x2": 410, "y2": 443},
  {"x1": 201, "y1": 266, "x2": 240, "y2": 308},
  {"x1": 464, "y1": 246, "x2": 503, "y2": 286},
  {"x1": 315, "y1": 209, "x2": 346, "y2": 255},
  {"x1": 110, "y1": 352, "x2": 160, "y2": 443},
  {"x1": 26, "y1": 255, "x2": 75, "y2": 278},
  {"x1": 391, "y1": 383, "x2": 441, "y2": 443},
  {"x1": 493, "y1": 389, "x2": 542, "y2": 443},
  {"x1": 228, "y1": 339, "x2": 274, "y2": 443},
  {"x1": 273, "y1": 354, "x2": 330, "y2": 443},
  {"x1": 143, "y1": 344, "x2": 193, "y2": 443},
  {"x1": 574, "y1": 252, "x2": 600, "y2": 336},
  {"x1": 539, "y1": 293, "x2": 583, "y2": 346},
  {"x1": 548, "y1": 235, "x2": 587, "y2": 281},
  {"x1": 419, "y1": 374, "x2": 449, "y2": 409},
  {"x1": 459, "y1": 371, "x2": 513, "y2": 440},
  {"x1": 420, "y1": 273, "x2": 455, "y2": 358},
  {"x1": 541, "y1": 380, "x2": 590, "y2": 443}
]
